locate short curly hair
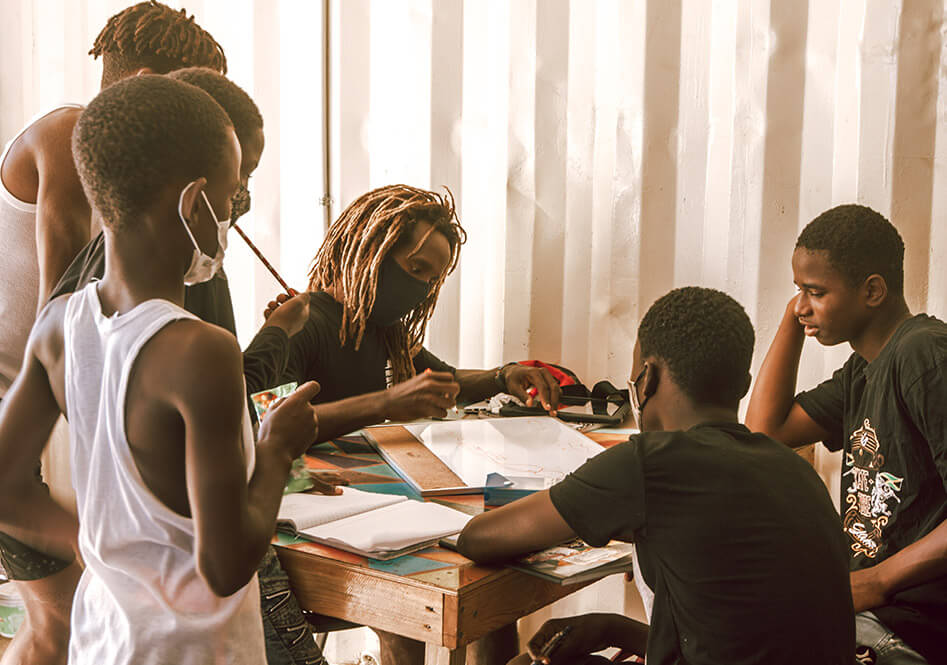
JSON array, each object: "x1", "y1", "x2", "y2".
[
  {"x1": 796, "y1": 204, "x2": 904, "y2": 295},
  {"x1": 169, "y1": 67, "x2": 262, "y2": 148},
  {"x1": 72, "y1": 75, "x2": 233, "y2": 230},
  {"x1": 638, "y1": 287, "x2": 755, "y2": 407}
]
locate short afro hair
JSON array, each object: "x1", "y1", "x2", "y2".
[
  {"x1": 638, "y1": 287, "x2": 755, "y2": 407},
  {"x1": 796, "y1": 204, "x2": 904, "y2": 295},
  {"x1": 72, "y1": 75, "x2": 233, "y2": 229},
  {"x1": 169, "y1": 67, "x2": 262, "y2": 148}
]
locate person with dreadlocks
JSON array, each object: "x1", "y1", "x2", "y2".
[
  {"x1": 0, "y1": 4, "x2": 225, "y2": 664},
  {"x1": 266, "y1": 184, "x2": 563, "y2": 665},
  {"x1": 269, "y1": 184, "x2": 563, "y2": 441}
]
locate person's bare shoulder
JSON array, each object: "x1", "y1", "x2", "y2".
[
  {"x1": 2, "y1": 107, "x2": 85, "y2": 200},
  {"x1": 136, "y1": 317, "x2": 245, "y2": 410}
]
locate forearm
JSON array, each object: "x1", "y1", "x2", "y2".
[
  {"x1": 873, "y1": 518, "x2": 947, "y2": 597},
  {"x1": 455, "y1": 368, "x2": 501, "y2": 403},
  {"x1": 745, "y1": 308, "x2": 805, "y2": 434},
  {"x1": 312, "y1": 392, "x2": 390, "y2": 442},
  {"x1": 600, "y1": 614, "x2": 649, "y2": 655},
  {"x1": 200, "y1": 443, "x2": 295, "y2": 595},
  {"x1": 0, "y1": 482, "x2": 78, "y2": 561},
  {"x1": 458, "y1": 491, "x2": 575, "y2": 563}
]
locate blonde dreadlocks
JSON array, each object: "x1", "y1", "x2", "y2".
[
  {"x1": 91, "y1": 1, "x2": 227, "y2": 85},
  {"x1": 308, "y1": 185, "x2": 466, "y2": 384}
]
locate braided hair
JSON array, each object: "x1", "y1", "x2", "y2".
[
  {"x1": 91, "y1": 1, "x2": 227, "y2": 84},
  {"x1": 308, "y1": 185, "x2": 466, "y2": 384}
]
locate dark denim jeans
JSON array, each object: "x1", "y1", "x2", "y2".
[{"x1": 259, "y1": 546, "x2": 329, "y2": 665}]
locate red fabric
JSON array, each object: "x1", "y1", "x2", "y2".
[{"x1": 517, "y1": 360, "x2": 577, "y2": 387}]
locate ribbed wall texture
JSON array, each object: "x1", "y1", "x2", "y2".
[
  {"x1": 330, "y1": 0, "x2": 946, "y2": 402},
  {"x1": 2, "y1": 0, "x2": 946, "y2": 658}
]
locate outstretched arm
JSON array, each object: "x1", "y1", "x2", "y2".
[
  {"x1": 457, "y1": 491, "x2": 575, "y2": 564},
  {"x1": 745, "y1": 295, "x2": 829, "y2": 446},
  {"x1": 312, "y1": 369, "x2": 460, "y2": 441},
  {"x1": 454, "y1": 363, "x2": 562, "y2": 413}
]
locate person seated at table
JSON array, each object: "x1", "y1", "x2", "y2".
[
  {"x1": 745, "y1": 205, "x2": 947, "y2": 664},
  {"x1": 267, "y1": 183, "x2": 563, "y2": 441},
  {"x1": 265, "y1": 184, "x2": 565, "y2": 664},
  {"x1": 457, "y1": 286, "x2": 855, "y2": 665},
  {"x1": 0, "y1": 74, "x2": 323, "y2": 665}
]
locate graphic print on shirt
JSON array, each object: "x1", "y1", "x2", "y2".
[{"x1": 841, "y1": 419, "x2": 904, "y2": 559}]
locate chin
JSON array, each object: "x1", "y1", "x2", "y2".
[{"x1": 814, "y1": 331, "x2": 846, "y2": 346}]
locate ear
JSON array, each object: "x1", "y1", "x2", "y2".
[
  {"x1": 863, "y1": 274, "x2": 888, "y2": 308},
  {"x1": 133, "y1": 67, "x2": 155, "y2": 77},
  {"x1": 641, "y1": 360, "x2": 661, "y2": 400},
  {"x1": 179, "y1": 178, "x2": 207, "y2": 227}
]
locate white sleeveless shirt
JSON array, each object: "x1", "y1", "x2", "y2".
[
  {"x1": 0, "y1": 104, "x2": 83, "y2": 396},
  {"x1": 63, "y1": 282, "x2": 264, "y2": 665}
]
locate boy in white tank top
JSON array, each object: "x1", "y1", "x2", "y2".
[
  {"x1": 0, "y1": 74, "x2": 322, "y2": 665},
  {"x1": 0, "y1": 5, "x2": 229, "y2": 662}
]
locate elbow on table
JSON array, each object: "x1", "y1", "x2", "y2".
[{"x1": 456, "y1": 519, "x2": 503, "y2": 564}]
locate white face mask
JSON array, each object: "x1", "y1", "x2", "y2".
[{"x1": 178, "y1": 185, "x2": 230, "y2": 285}]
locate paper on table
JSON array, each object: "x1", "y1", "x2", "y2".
[
  {"x1": 278, "y1": 486, "x2": 405, "y2": 532},
  {"x1": 402, "y1": 417, "x2": 605, "y2": 490},
  {"x1": 300, "y1": 500, "x2": 471, "y2": 553}
]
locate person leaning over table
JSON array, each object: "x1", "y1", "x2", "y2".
[
  {"x1": 458, "y1": 287, "x2": 855, "y2": 665},
  {"x1": 263, "y1": 183, "x2": 565, "y2": 665}
]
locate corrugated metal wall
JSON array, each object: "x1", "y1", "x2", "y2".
[{"x1": 329, "y1": 0, "x2": 946, "y2": 402}]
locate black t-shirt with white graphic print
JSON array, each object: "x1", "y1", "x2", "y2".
[
  {"x1": 796, "y1": 314, "x2": 947, "y2": 662},
  {"x1": 550, "y1": 423, "x2": 854, "y2": 665},
  {"x1": 280, "y1": 291, "x2": 456, "y2": 404}
]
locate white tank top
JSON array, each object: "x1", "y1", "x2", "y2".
[
  {"x1": 63, "y1": 282, "x2": 264, "y2": 665},
  {"x1": 0, "y1": 104, "x2": 83, "y2": 396}
]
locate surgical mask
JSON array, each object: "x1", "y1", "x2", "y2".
[
  {"x1": 231, "y1": 183, "x2": 251, "y2": 222},
  {"x1": 628, "y1": 365, "x2": 650, "y2": 430},
  {"x1": 368, "y1": 255, "x2": 431, "y2": 326},
  {"x1": 178, "y1": 185, "x2": 230, "y2": 285}
]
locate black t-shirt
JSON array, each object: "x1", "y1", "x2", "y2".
[
  {"x1": 796, "y1": 314, "x2": 947, "y2": 660},
  {"x1": 281, "y1": 291, "x2": 455, "y2": 404},
  {"x1": 550, "y1": 423, "x2": 853, "y2": 665},
  {"x1": 51, "y1": 231, "x2": 289, "y2": 395}
]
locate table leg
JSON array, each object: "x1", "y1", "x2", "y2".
[{"x1": 423, "y1": 645, "x2": 466, "y2": 665}]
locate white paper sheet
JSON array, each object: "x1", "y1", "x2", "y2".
[{"x1": 402, "y1": 417, "x2": 606, "y2": 490}]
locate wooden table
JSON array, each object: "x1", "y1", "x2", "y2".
[{"x1": 275, "y1": 426, "x2": 631, "y2": 664}]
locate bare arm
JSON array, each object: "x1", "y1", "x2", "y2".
[
  {"x1": 455, "y1": 364, "x2": 562, "y2": 412},
  {"x1": 0, "y1": 299, "x2": 78, "y2": 560},
  {"x1": 852, "y1": 518, "x2": 947, "y2": 612},
  {"x1": 169, "y1": 326, "x2": 320, "y2": 596},
  {"x1": 313, "y1": 370, "x2": 460, "y2": 441},
  {"x1": 457, "y1": 490, "x2": 576, "y2": 564},
  {"x1": 745, "y1": 295, "x2": 829, "y2": 446},
  {"x1": 33, "y1": 109, "x2": 92, "y2": 306}
]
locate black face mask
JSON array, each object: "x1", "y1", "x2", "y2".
[
  {"x1": 369, "y1": 255, "x2": 431, "y2": 326},
  {"x1": 230, "y1": 184, "x2": 251, "y2": 222}
]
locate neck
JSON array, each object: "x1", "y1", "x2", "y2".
[
  {"x1": 850, "y1": 298, "x2": 912, "y2": 362},
  {"x1": 651, "y1": 391, "x2": 740, "y2": 432},
  {"x1": 98, "y1": 225, "x2": 186, "y2": 316}
]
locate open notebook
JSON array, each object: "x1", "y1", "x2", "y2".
[{"x1": 277, "y1": 487, "x2": 471, "y2": 560}]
